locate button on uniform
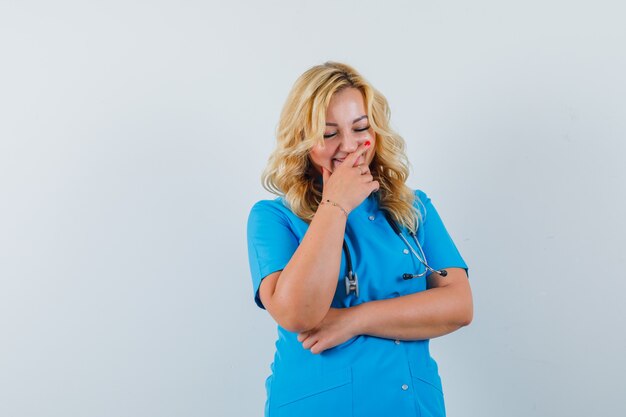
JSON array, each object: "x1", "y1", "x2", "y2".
[
  {"x1": 394, "y1": 339, "x2": 401, "y2": 345},
  {"x1": 401, "y1": 384, "x2": 409, "y2": 391},
  {"x1": 403, "y1": 249, "x2": 409, "y2": 255},
  {"x1": 368, "y1": 215, "x2": 375, "y2": 221}
]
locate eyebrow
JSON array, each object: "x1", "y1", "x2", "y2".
[{"x1": 325, "y1": 115, "x2": 368, "y2": 127}]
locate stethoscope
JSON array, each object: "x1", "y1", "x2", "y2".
[{"x1": 343, "y1": 211, "x2": 448, "y2": 298}]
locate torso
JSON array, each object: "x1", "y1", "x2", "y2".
[{"x1": 262, "y1": 192, "x2": 446, "y2": 417}]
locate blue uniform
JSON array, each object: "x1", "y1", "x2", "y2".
[{"x1": 247, "y1": 189, "x2": 469, "y2": 417}]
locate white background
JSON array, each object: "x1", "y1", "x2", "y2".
[{"x1": 1, "y1": 1, "x2": 625, "y2": 416}]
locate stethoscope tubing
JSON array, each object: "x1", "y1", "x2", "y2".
[
  {"x1": 397, "y1": 232, "x2": 447, "y2": 279},
  {"x1": 342, "y1": 211, "x2": 447, "y2": 297}
]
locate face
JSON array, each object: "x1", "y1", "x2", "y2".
[{"x1": 309, "y1": 87, "x2": 376, "y2": 174}]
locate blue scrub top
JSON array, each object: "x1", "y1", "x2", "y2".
[{"x1": 247, "y1": 189, "x2": 468, "y2": 417}]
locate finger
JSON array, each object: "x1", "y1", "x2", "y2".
[
  {"x1": 302, "y1": 335, "x2": 317, "y2": 350},
  {"x1": 321, "y1": 166, "x2": 331, "y2": 184},
  {"x1": 310, "y1": 341, "x2": 324, "y2": 355},
  {"x1": 345, "y1": 141, "x2": 372, "y2": 167},
  {"x1": 297, "y1": 332, "x2": 308, "y2": 343}
]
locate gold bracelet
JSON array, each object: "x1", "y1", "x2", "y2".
[{"x1": 319, "y1": 199, "x2": 349, "y2": 218}]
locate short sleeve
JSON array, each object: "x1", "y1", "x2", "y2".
[
  {"x1": 415, "y1": 190, "x2": 469, "y2": 279},
  {"x1": 247, "y1": 200, "x2": 300, "y2": 309}
]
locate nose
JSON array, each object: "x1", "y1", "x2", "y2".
[{"x1": 338, "y1": 131, "x2": 361, "y2": 153}]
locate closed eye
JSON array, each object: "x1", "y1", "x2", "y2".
[{"x1": 323, "y1": 126, "x2": 371, "y2": 139}]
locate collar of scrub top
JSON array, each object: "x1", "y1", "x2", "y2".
[{"x1": 343, "y1": 211, "x2": 448, "y2": 298}]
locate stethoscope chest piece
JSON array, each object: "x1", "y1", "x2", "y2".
[
  {"x1": 342, "y1": 240, "x2": 359, "y2": 297},
  {"x1": 345, "y1": 271, "x2": 359, "y2": 298}
]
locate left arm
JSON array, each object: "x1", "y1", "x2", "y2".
[
  {"x1": 352, "y1": 267, "x2": 473, "y2": 340},
  {"x1": 298, "y1": 268, "x2": 472, "y2": 354}
]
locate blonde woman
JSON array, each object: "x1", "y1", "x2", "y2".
[{"x1": 247, "y1": 62, "x2": 473, "y2": 417}]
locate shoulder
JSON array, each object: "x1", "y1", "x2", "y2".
[
  {"x1": 249, "y1": 197, "x2": 288, "y2": 214},
  {"x1": 247, "y1": 197, "x2": 295, "y2": 227},
  {"x1": 249, "y1": 196, "x2": 295, "y2": 214},
  {"x1": 412, "y1": 188, "x2": 432, "y2": 219}
]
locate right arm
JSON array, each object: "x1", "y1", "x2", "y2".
[
  {"x1": 259, "y1": 144, "x2": 378, "y2": 333},
  {"x1": 258, "y1": 205, "x2": 346, "y2": 332}
]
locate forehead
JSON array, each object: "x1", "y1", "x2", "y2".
[{"x1": 325, "y1": 88, "x2": 366, "y2": 121}]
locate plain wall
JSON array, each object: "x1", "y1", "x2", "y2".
[{"x1": 1, "y1": 1, "x2": 625, "y2": 416}]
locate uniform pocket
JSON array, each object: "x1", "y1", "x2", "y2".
[
  {"x1": 408, "y1": 360, "x2": 446, "y2": 417},
  {"x1": 273, "y1": 367, "x2": 353, "y2": 417}
]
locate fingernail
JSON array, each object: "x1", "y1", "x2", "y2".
[{"x1": 365, "y1": 141, "x2": 371, "y2": 147}]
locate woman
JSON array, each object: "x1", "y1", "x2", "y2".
[{"x1": 247, "y1": 61, "x2": 473, "y2": 417}]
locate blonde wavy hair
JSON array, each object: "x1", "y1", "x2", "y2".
[{"x1": 262, "y1": 61, "x2": 421, "y2": 233}]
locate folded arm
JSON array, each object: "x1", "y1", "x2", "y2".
[
  {"x1": 298, "y1": 267, "x2": 473, "y2": 354},
  {"x1": 258, "y1": 205, "x2": 346, "y2": 333},
  {"x1": 352, "y1": 267, "x2": 473, "y2": 340}
]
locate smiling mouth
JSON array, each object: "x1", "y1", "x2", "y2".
[
  {"x1": 332, "y1": 159, "x2": 346, "y2": 169},
  {"x1": 333, "y1": 156, "x2": 364, "y2": 167}
]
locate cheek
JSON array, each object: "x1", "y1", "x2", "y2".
[
  {"x1": 309, "y1": 148, "x2": 321, "y2": 162},
  {"x1": 362, "y1": 131, "x2": 375, "y2": 151},
  {"x1": 309, "y1": 146, "x2": 330, "y2": 167},
  {"x1": 311, "y1": 143, "x2": 335, "y2": 159},
  {"x1": 366, "y1": 137, "x2": 377, "y2": 163}
]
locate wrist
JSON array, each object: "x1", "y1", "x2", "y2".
[
  {"x1": 347, "y1": 304, "x2": 367, "y2": 337},
  {"x1": 319, "y1": 198, "x2": 350, "y2": 218}
]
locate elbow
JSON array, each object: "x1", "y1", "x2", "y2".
[
  {"x1": 279, "y1": 316, "x2": 319, "y2": 333},
  {"x1": 446, "y1": 310, "x2": 472, "y2": 334},
  {"x1": 447, "y1": 296, "x2": 473, "y2": 330},
  {"x1": 459, "y1": 312, "x2": 473, "y2": 327},
  {"x1": 457, "y1": 303, "x2": 474, "y2": 327},
  {"x1": 270, "y1": 301, "x2": 326, "y2": 333},
  {"x1": 454, "y1": 284, "x2": 474, "y2": 328},
  {"x1": 277, "y1": 312, "x2": 324, "y2": 333}
]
